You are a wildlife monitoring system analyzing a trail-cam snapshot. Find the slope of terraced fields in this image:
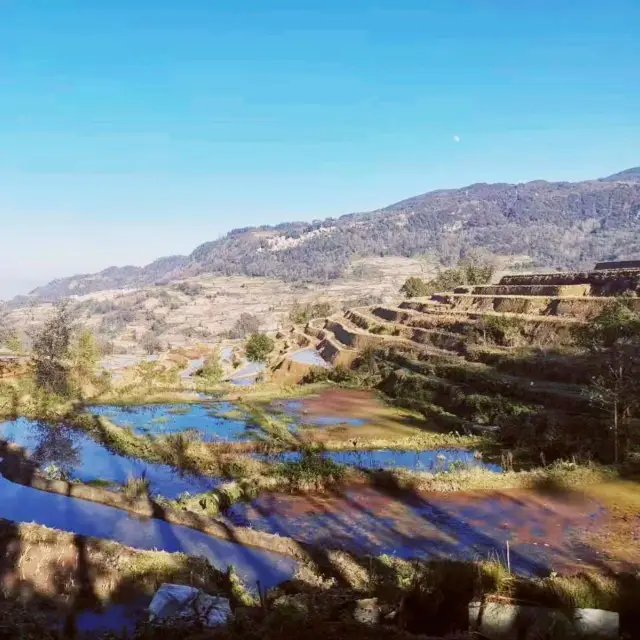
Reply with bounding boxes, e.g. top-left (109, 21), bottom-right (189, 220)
top-left (303, 266), bottom-right (640, 462)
